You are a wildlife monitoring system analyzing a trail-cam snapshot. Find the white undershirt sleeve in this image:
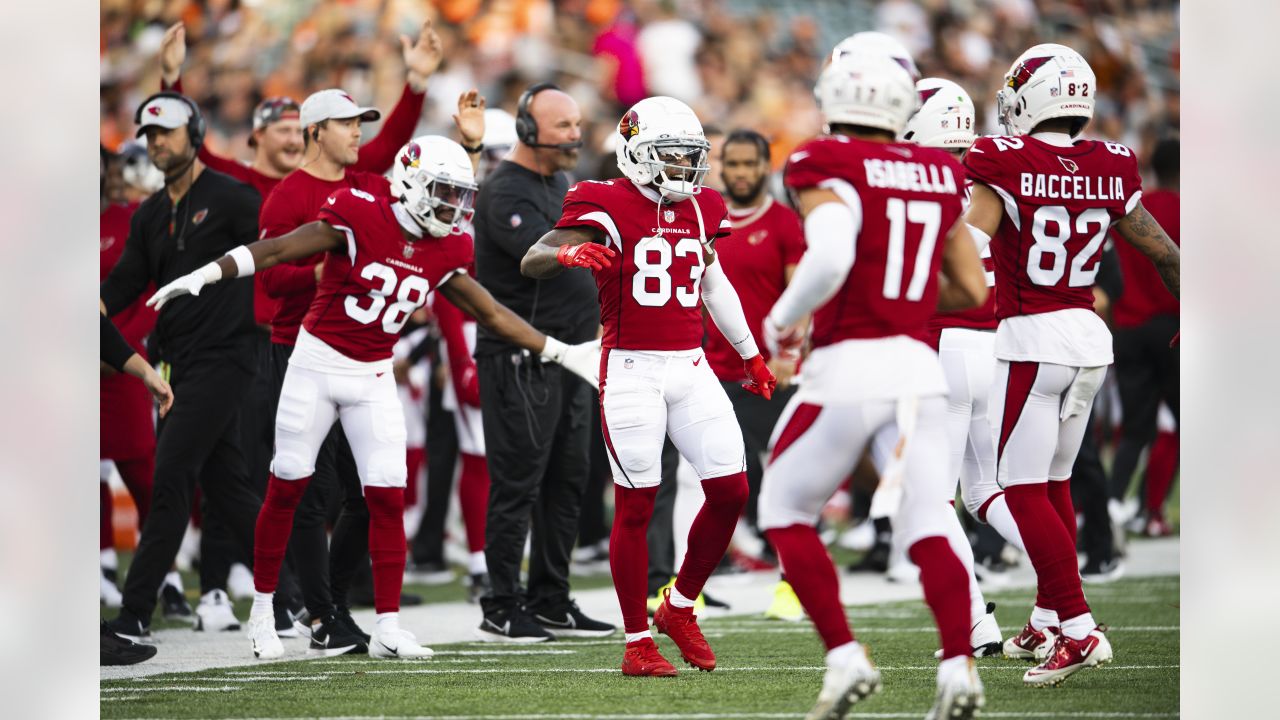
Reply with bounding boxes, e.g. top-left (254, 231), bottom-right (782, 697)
top-left (768, 198), bottom-right (859, 327)
top-left (700, 260), bottom-right (759, 359)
